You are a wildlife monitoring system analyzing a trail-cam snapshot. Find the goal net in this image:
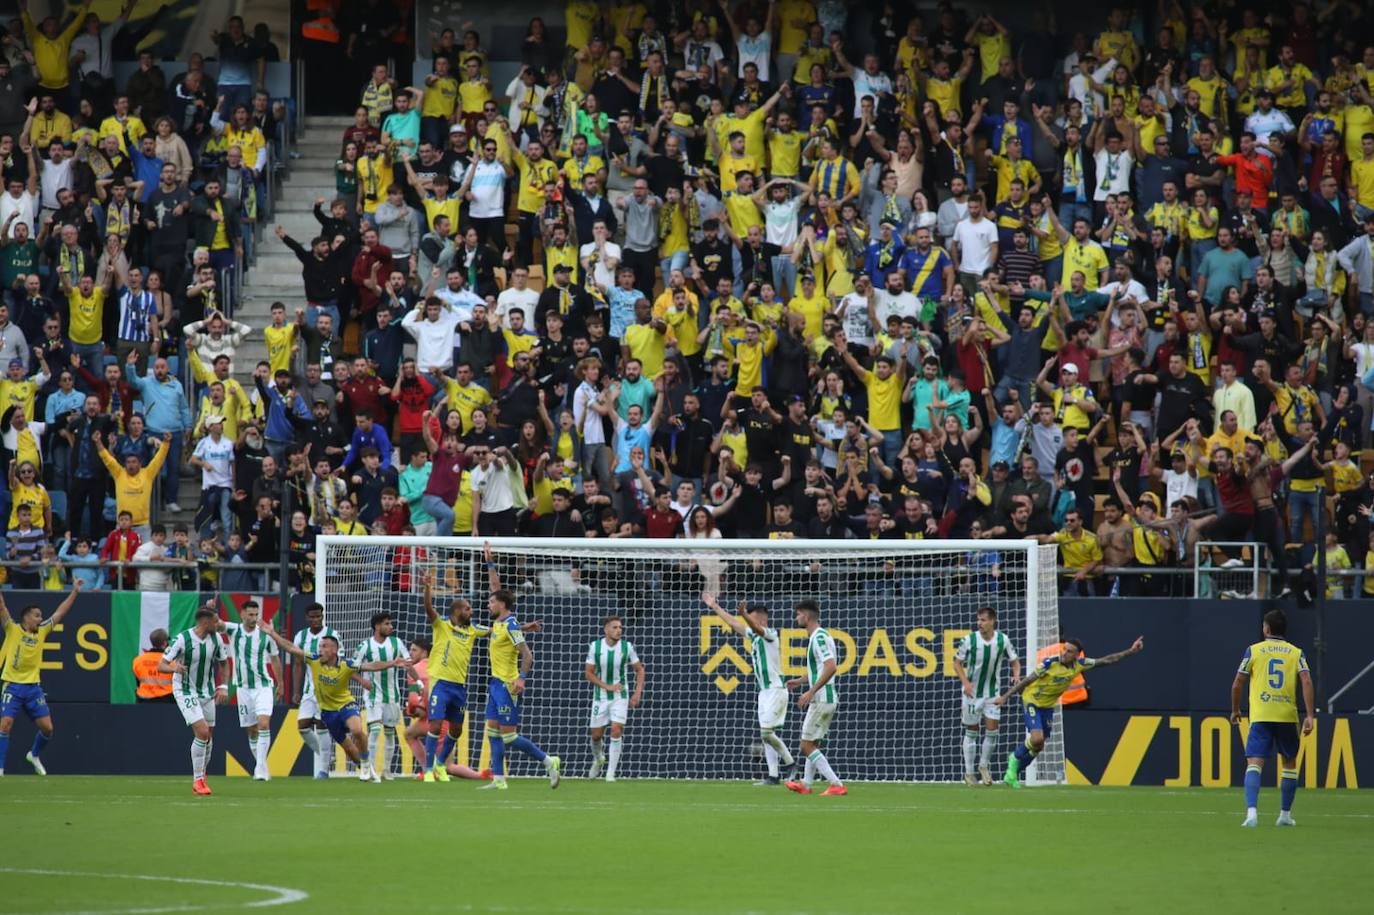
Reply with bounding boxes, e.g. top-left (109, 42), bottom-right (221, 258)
top-left (315, 537), bottom-right (1064, 784)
